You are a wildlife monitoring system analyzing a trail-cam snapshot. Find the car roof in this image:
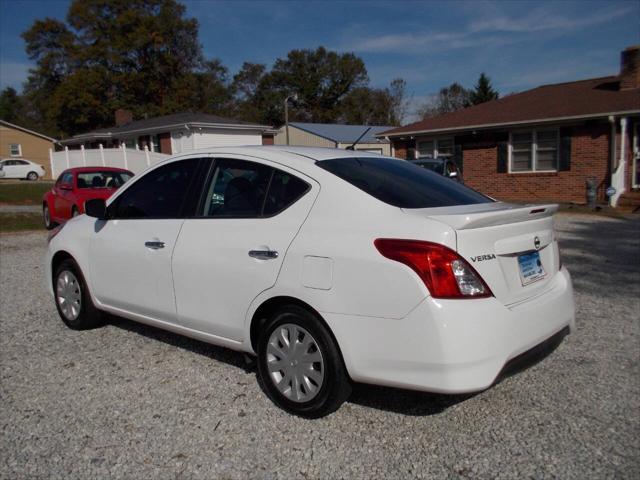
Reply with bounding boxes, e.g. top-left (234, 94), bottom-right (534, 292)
top-left (64, 167), bottom-right (133, 173)
top-left (172, 145), bottom-right (388, 166)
